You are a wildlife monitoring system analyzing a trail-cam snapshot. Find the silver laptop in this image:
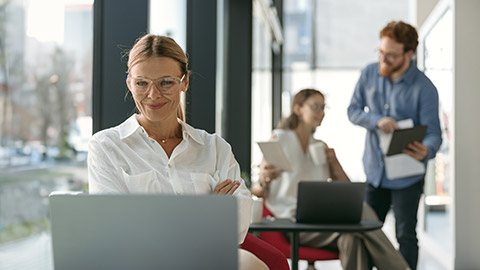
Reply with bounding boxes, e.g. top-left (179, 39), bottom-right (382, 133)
top-left (296, 181), bottom-right (365, 224)
top-left (49, 194), bottom-right (238, 270)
